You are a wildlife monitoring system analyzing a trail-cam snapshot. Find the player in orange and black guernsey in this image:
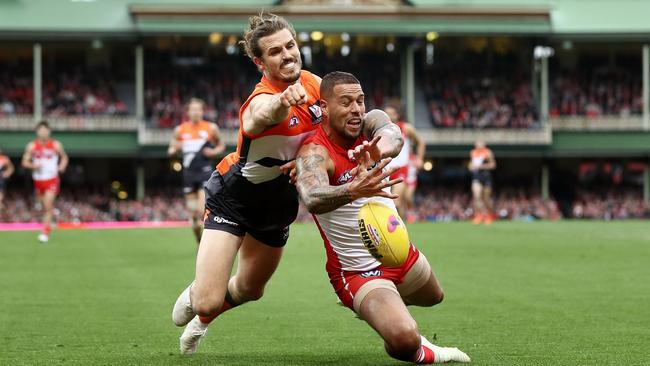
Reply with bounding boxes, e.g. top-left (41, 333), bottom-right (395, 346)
top-left (170, 12), bottom-right (323, 354)
top-left (469, 139), bottom-right (496, 225)
top-left (0, 147), bottom-right (16, 211)
top-left (168, 98), bottom-right (225, 243)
